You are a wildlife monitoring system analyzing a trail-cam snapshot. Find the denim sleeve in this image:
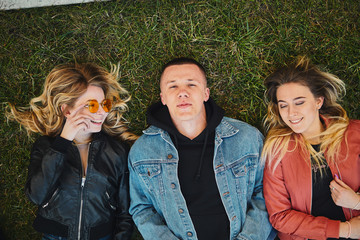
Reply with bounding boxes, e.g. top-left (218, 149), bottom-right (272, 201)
top-left (128, 155), bottom-right (179, 240)
top-left (235, 131), bottom-right (275, 240)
